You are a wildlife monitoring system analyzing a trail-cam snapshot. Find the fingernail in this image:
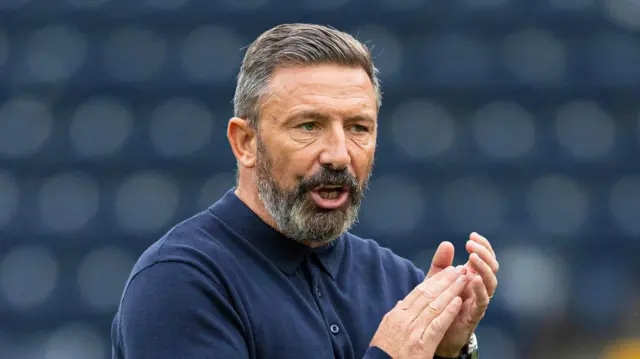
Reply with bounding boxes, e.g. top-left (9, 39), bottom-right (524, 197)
top-left (456, 265), bottom-right (464, 272)
top-left (457, 276), bottom-right (467, 283)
